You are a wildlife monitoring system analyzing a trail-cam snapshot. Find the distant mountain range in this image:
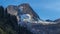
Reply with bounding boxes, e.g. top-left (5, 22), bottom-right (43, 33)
top-left (0, 3), bottom-right (60, 34)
